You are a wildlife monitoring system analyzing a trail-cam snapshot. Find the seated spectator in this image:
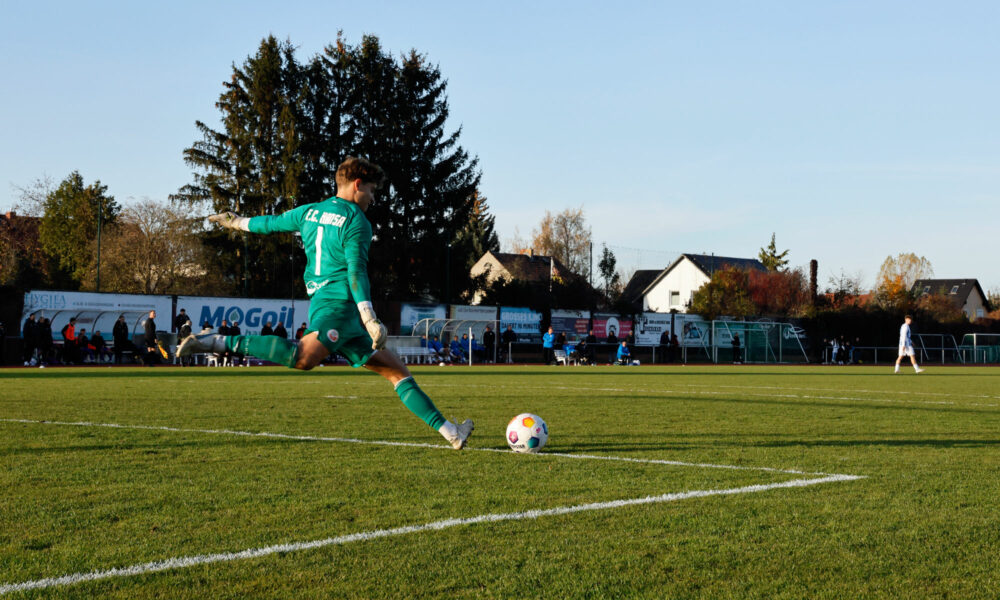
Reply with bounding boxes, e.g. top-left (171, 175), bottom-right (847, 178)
top-left (427, 335), bottom-right (448, 362)
top-left (77, 328), bottom-right (96, 363)
top-left (91, 330), bottom-right (112, 363)
top-left (616, 340), bottom-right (631, 365)
top-left (449, 335), bottom-right (466, 363)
